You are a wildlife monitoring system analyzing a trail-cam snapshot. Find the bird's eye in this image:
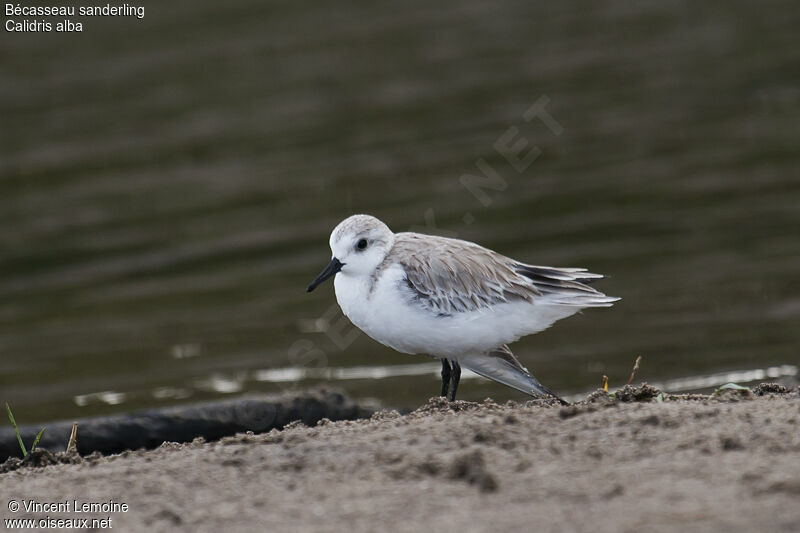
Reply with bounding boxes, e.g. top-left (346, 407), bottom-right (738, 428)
top-left (356, 239), bottom-right (368, 250)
